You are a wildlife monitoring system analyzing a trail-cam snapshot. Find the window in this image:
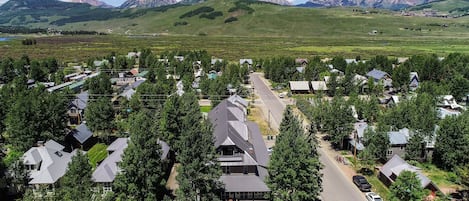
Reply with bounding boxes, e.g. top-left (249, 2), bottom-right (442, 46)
top-left (103, 182), bottom-right (112, 193)
top-left (387, 150), bottom-right (393, 155)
